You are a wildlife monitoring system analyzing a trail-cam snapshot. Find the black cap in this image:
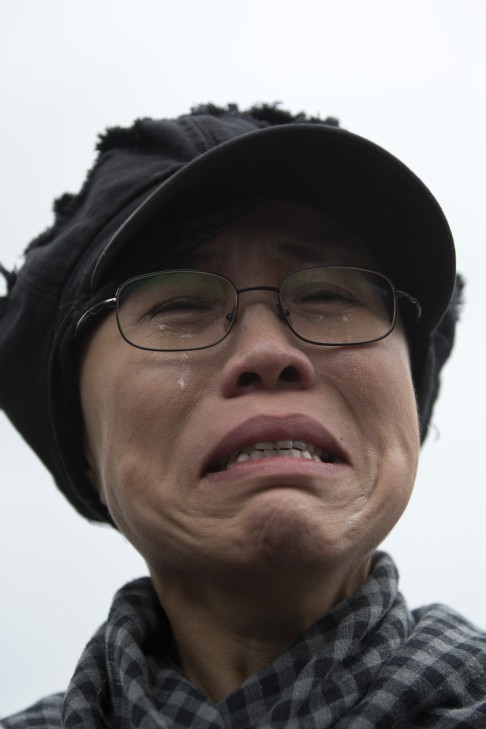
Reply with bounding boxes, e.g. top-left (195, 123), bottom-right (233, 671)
top-left (0, 104), bottom-right (460, 523)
